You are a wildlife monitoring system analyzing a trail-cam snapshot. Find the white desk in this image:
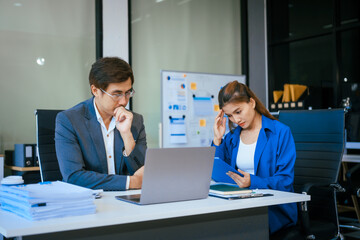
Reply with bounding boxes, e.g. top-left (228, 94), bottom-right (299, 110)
top-left (342, 154), bottom-right (360, 163)
top-left (0, 189), bottom-right (310, 240)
